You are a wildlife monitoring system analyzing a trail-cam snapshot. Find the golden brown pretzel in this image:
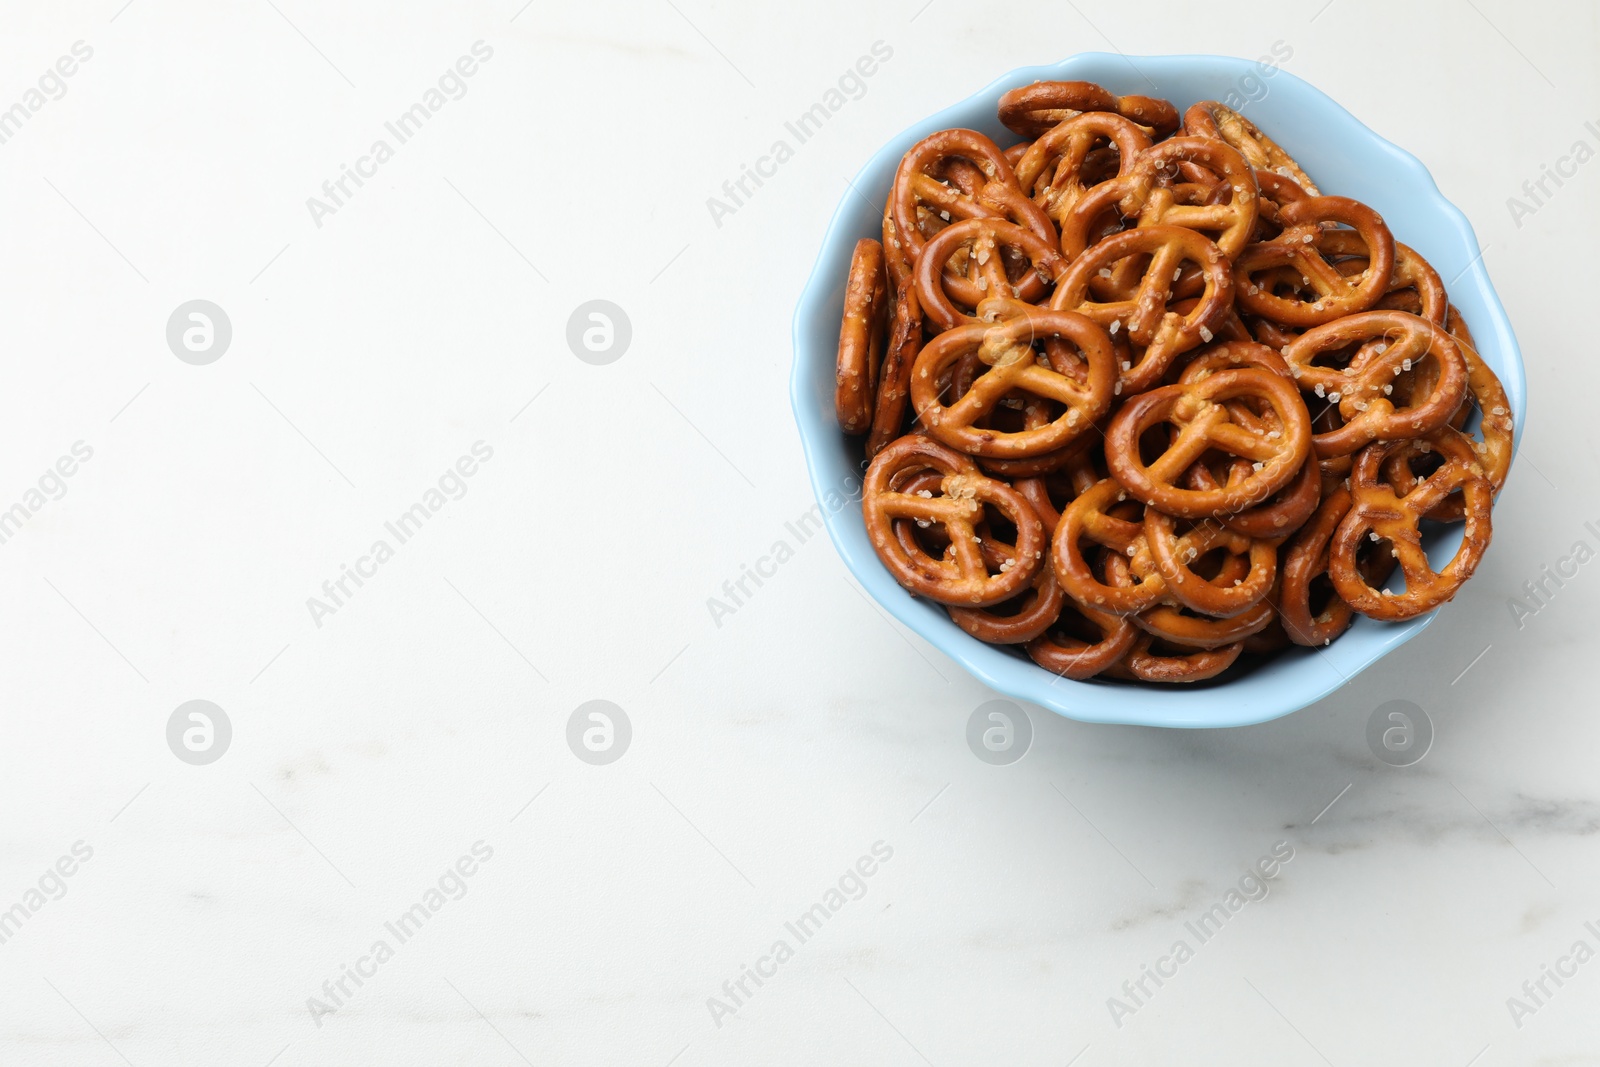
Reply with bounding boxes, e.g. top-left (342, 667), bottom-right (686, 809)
top-left (888, 469), bottom-right (1053, 582)
top-left (1108, 634), bottom-right (1244, 683)
top-left (1279, 487), bottom-right (1367, 646)
top-left (947, 511), bottom-right (1066, 646)
top-left (1170, 339), bottom-right (1322, 536)
top-left (999, 80), bottom-right (1180, 139)
top-left (1060, 136), bottom-right (1261, 265)
top-left (1281, 310), bottom-right (1467, 458)
top-left (876, 444), bottom-right (1049, 598)
top-left (1103, 366), bottom-right (1312, 519)
top-left (1378, 340), bottom-right (1512, 524)
top-left (1135, 597), bottom-right (1275, 649)
top-left (1183, 100), bottom-right (1319, 195)
top-left (1338, 237), bottom-right (1448, 325)
top-left (863, 435), bottom-right (1045, 606)
top-left (881, 193), bottom-right (914, 293)
top-left (896, 475), bottom-right (1063, 641)
top-left (1138, 509), bottom-right (1277, 620)
top-left (913, 218), bottom-right (1067, 330)
top-left (1053, 478), bottom-right (1278, 641)
top-left (1051, 478), bottom-right (1168, 616)
top-left (1428, 305), bottom-right (1514, 517)
top-left (1327, 428), bottom-right (1493, 621)
top-left (1323, 233), bottom-right (1453, 395)
top-left (1012, 112), bottom-right (1153, 227)
top-left (1186, 454), bottom-right (1321, 538)
top-left (836, 238), bottom-right (888, 434)
top-left (869, 191), bottom-right (926, 457)
top-left (1234, 196), bottom-right (1396, 328)
top-left (891, 128), bottom-right (1055, 266)
top-left (1251, 170), bottom-right (1311, 239)
top-left (1026, 597), bottom-right (1139, 679)
top-left (911, 306), bottom-right (1115, 458)
top-left (865, 284), bottom-right (923, 458)
top-left (1049, 225), bottom-right (1235, 392)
